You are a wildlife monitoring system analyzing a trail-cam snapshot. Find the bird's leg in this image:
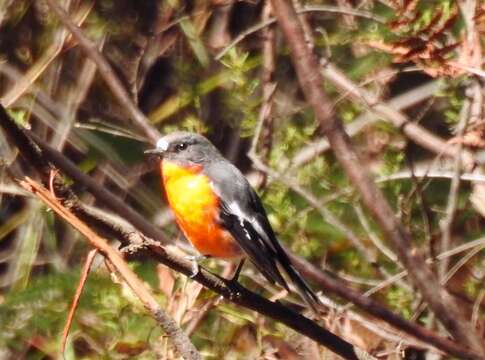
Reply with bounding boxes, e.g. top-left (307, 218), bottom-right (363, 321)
top-left (230, 259), bottom-right (246, 283)
top-left (185, 254), bottom-right (209, 278)
top-left (223, 259), bottom-right (246, 301)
